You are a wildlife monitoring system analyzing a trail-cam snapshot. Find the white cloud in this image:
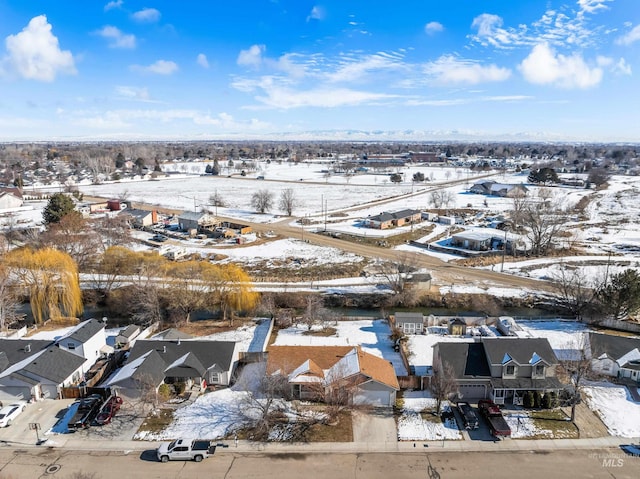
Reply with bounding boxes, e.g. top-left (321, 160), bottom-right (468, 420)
top-left (115, 86), bottom-right (151, 101)
top-left (597, 56), bottom-right (632, 76)
top-left (616, 24), bottom-right (640, 46)
top-left (3, 15), bottom-right (76, 82)
top-left (131, 60), bottom-right (178, 75)
top-left (95, 25), bottom-right (136, 49)
top-left (132, 8), bottom-right (161, 23)
top-left (104, 0), bottom-right (123, 11)
top-left (307, 6), bottom-right (325, 22)
top-left (577, 0), bottom-right (611, 15)
top-left (424, 55), bottom-right (511, 85)
top-left (424, 21), bottom-right (444, 35)
top-left (519, 43), bottom-right (602, 88)
top-left (326, 52), bottom-right (406, 83)
top-left (197, 53), bottom-right (209, 68)
top-left (237, 44), bottom-right (265, 68)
